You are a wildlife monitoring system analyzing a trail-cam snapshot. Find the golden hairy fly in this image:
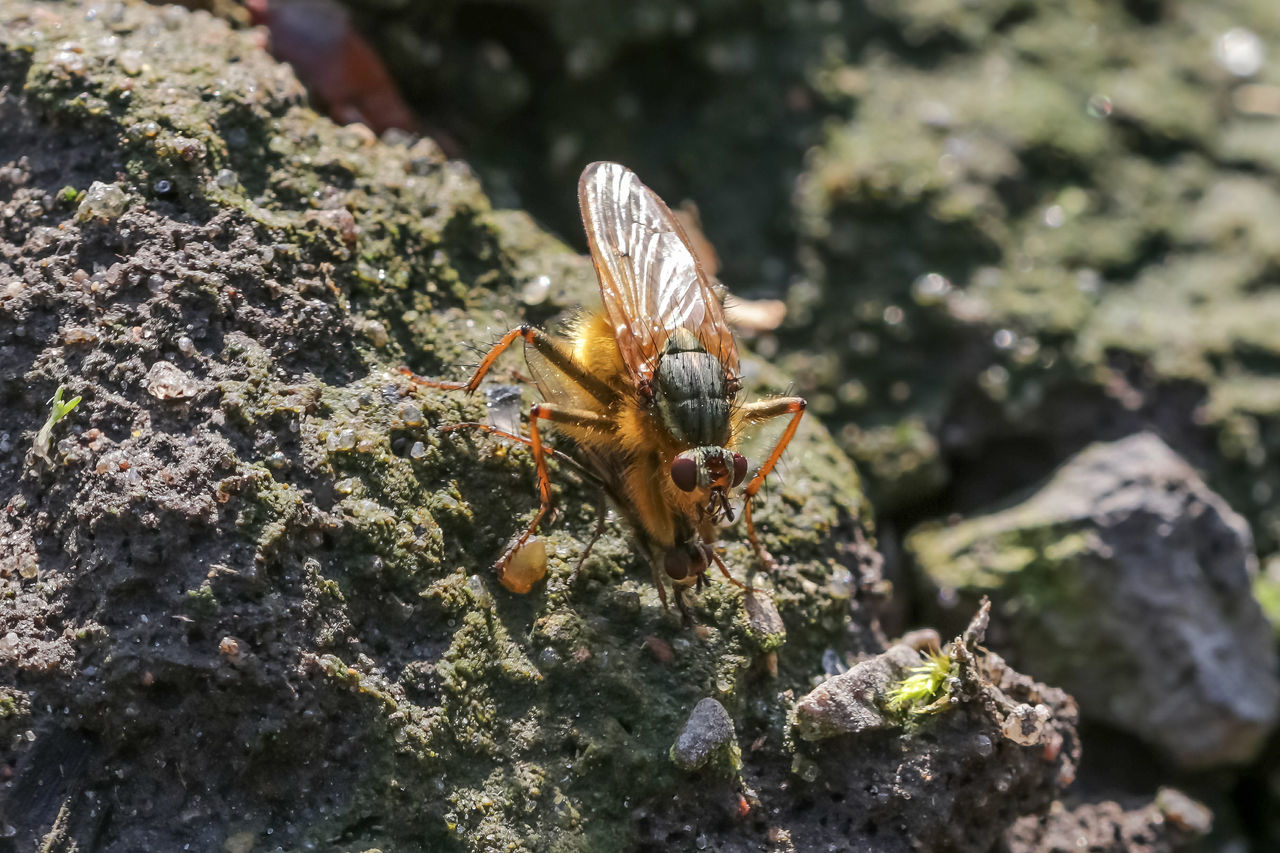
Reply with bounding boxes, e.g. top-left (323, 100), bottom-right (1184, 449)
top-left (419, 162), bottom-right (806, 614)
